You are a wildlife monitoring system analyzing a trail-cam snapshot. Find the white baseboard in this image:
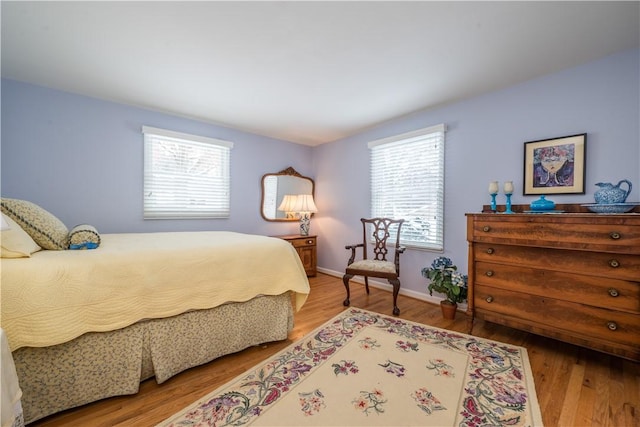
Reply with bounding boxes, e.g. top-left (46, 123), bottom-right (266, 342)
top-left (316, 267), bottom-right (468, 311)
